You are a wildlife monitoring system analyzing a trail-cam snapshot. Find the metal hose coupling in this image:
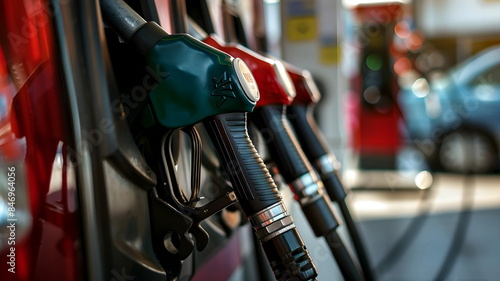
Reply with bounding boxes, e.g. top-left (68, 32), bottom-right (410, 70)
top-left (313, 154), bottom-right (347, 203)
top-left (249, 202), bottom-right (317, 280)
top-left (249, 202), bottom-right (295, 242)
top-left (314, 154), bottom-right (338, 177)
top-left (289, 171), bottom-right (340, 237)
top-left (289, 171), bottom-right (324, 205)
